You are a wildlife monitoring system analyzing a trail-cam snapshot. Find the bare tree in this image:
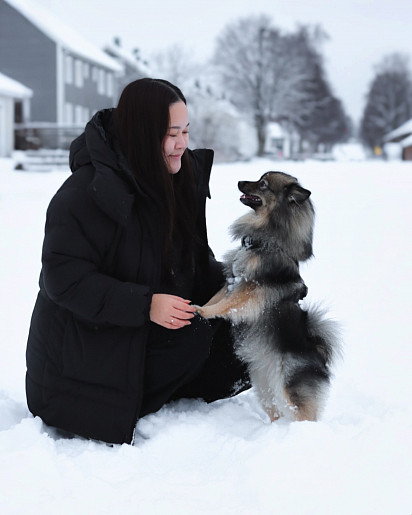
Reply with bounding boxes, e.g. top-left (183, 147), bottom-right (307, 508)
top-left (213, 15), bottom-right (279, 155)
top-left (149, 45), bottom-right (200, 91)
